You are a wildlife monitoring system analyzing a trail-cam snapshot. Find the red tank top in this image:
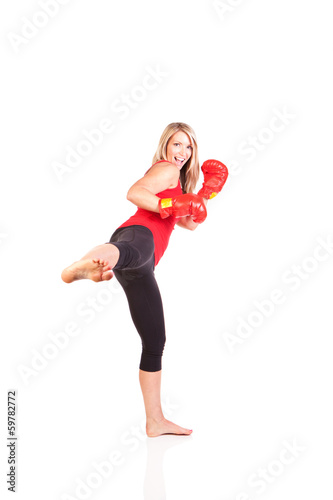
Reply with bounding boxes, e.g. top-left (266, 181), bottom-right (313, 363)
top-left (117, 161), bottom-right (183, 266)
